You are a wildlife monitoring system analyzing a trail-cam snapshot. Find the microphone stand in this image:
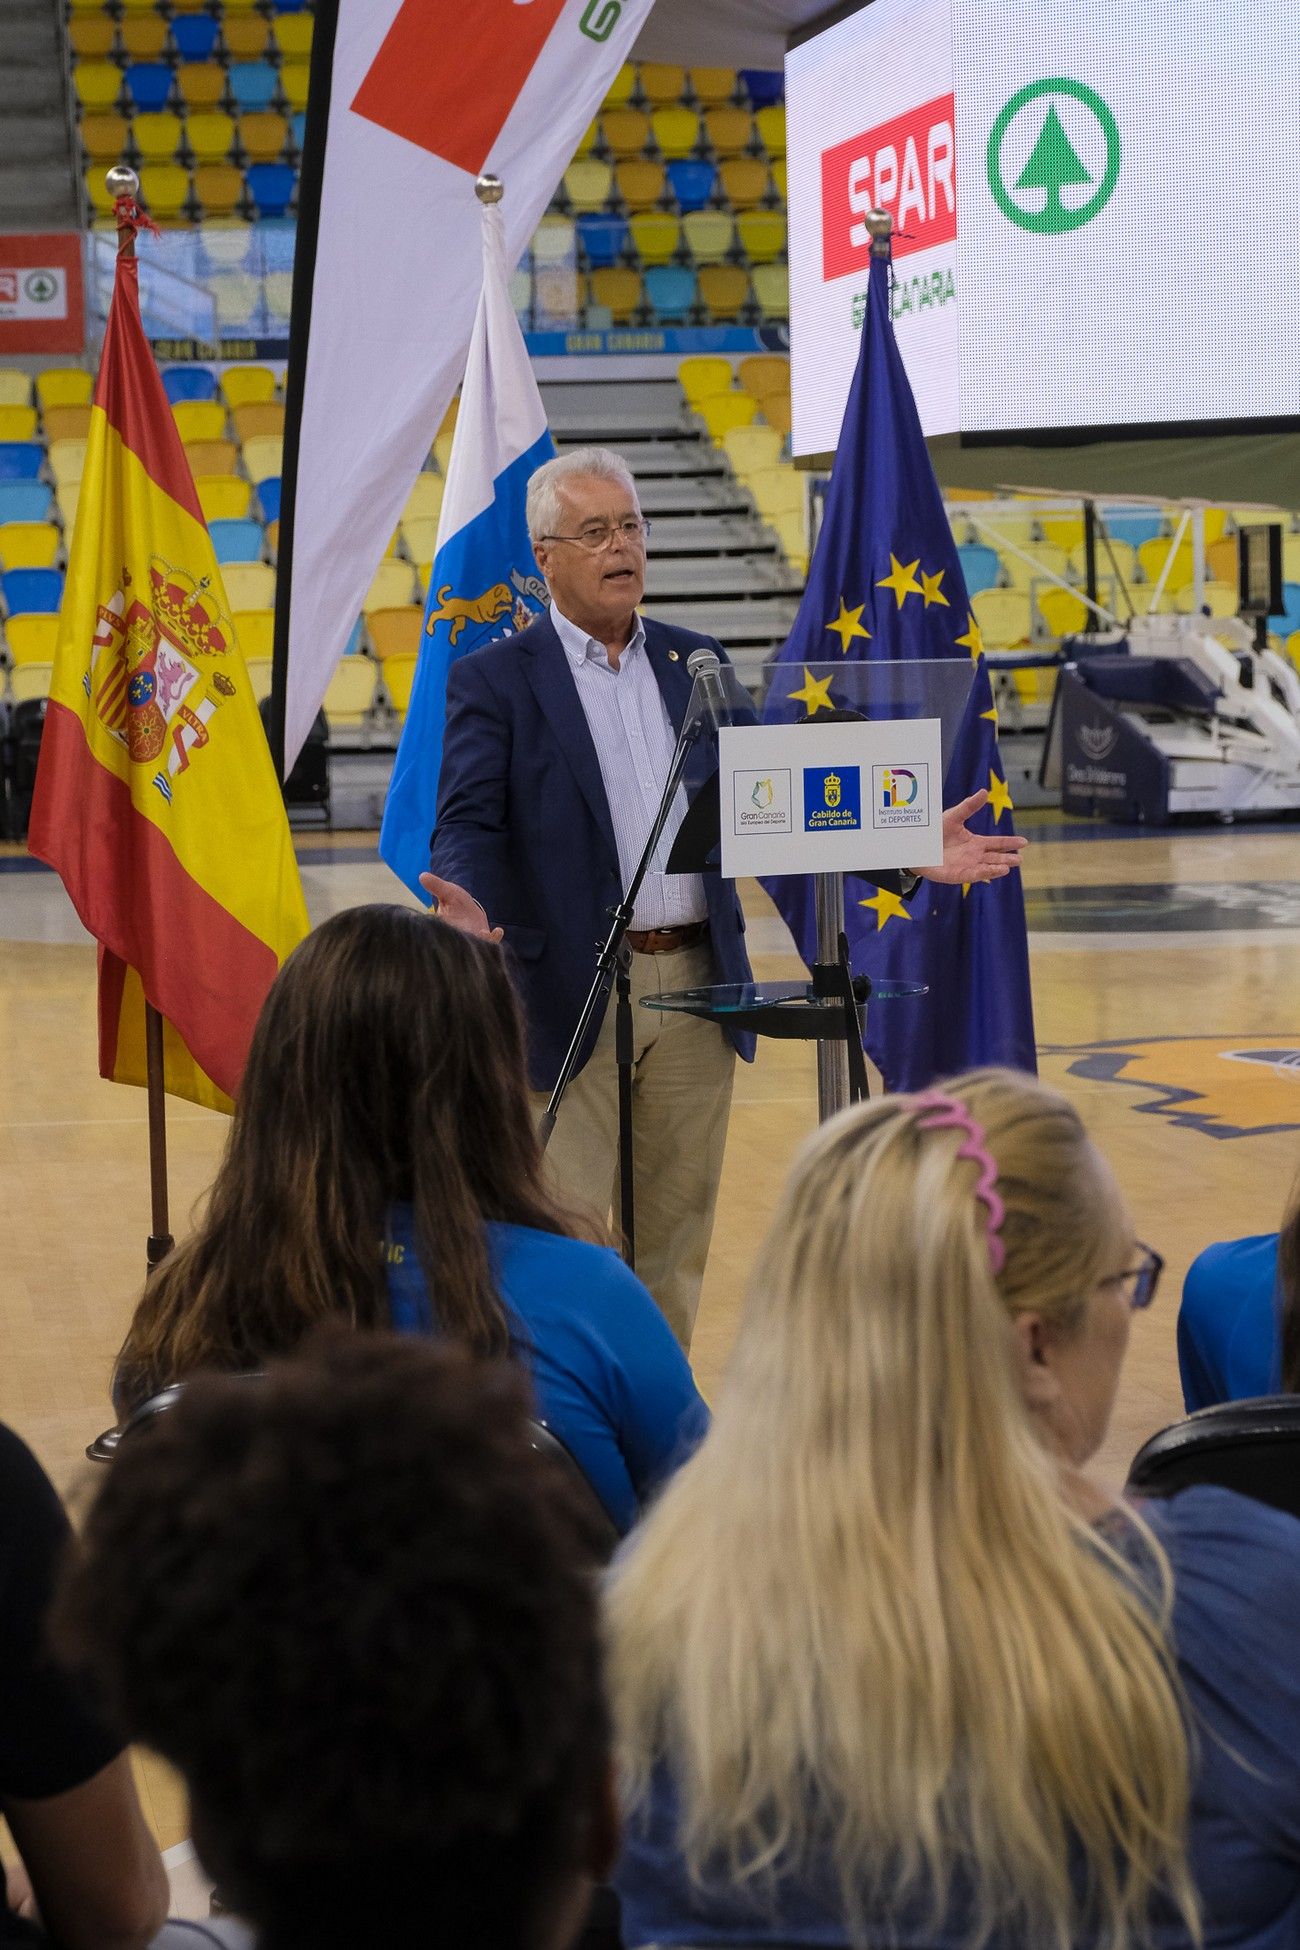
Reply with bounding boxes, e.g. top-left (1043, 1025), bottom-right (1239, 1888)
top-left (538, 709), bottom-right (709, 1272)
